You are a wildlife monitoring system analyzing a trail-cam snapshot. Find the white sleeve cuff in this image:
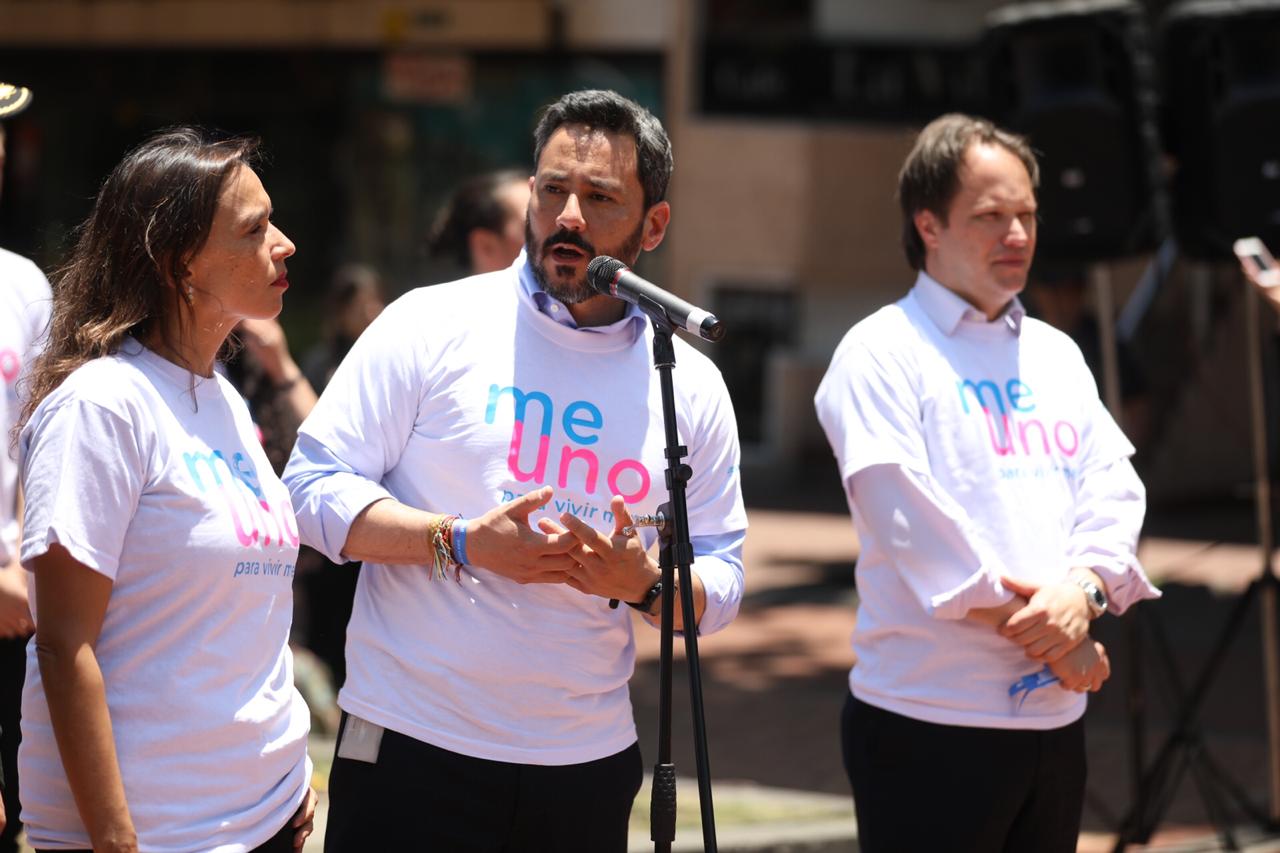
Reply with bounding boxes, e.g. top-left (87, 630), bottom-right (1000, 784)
top-left (1084, 558), bottom-right (1161, 615)
top-left (289, 471), bottom-right (393, 564)
top-left (688, 555), bottom-right (743, 636)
